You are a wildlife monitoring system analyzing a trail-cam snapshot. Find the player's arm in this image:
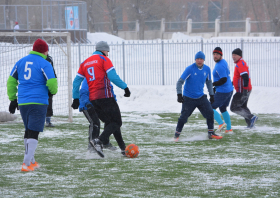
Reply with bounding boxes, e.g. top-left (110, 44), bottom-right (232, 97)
top-left (206, 71), bottom-right (214, 103)
top-left (107, 68), bottom-right (130, 97)
top-left (7, 65), bottom-right (19, 114)
top-left (213, 64), bottom-right (228, 86)
top-left (176, 67), bottom-right (190, 103)
top-left (241, 73), bottom-right (249, 89)
top-left (42, 62), bottom-right (58, 95)
top-left (79, 79), bottom-right (91, 111)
